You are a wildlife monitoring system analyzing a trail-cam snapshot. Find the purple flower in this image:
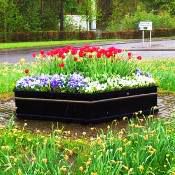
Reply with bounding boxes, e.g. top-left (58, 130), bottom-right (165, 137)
top-left (135, 68), bottom-right (143, 76)
top-left (67, 73), bottom-right (87, 90)
top-left (37, 75), bottom-right (50, 86)
top-left (50, 75), bottom-right (65, 89)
